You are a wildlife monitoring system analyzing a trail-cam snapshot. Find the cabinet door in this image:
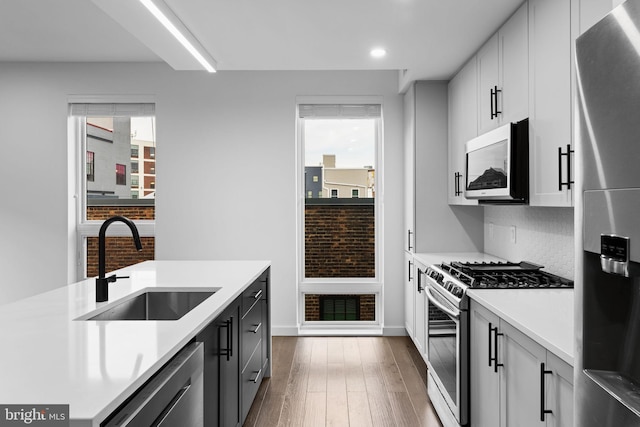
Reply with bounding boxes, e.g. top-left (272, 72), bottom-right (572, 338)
top-left (448, 57), bottom-right (478, 206)
top-left (197, 297), bottom-right (241, 427)
top-left (220, 300), bottom-right (241, 427)
top-left (404, 253), bottom-right (415, 337)
top-left (414, 262), bottom-right (427, 356)
top-left (403, 84), bottom-right (416, 251)
top-left (470, 302), bottom-right (501, 427)
top-left (500, 321), bottom-right (547, 427)
top-left (545, 352), bottom-right (574, 427)
top-left (477, 34), bottom-right (500, 135)
top-left (499, 3), bottom-right (529, 125)
top-left (528, 0), bottom-right (573, 206)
